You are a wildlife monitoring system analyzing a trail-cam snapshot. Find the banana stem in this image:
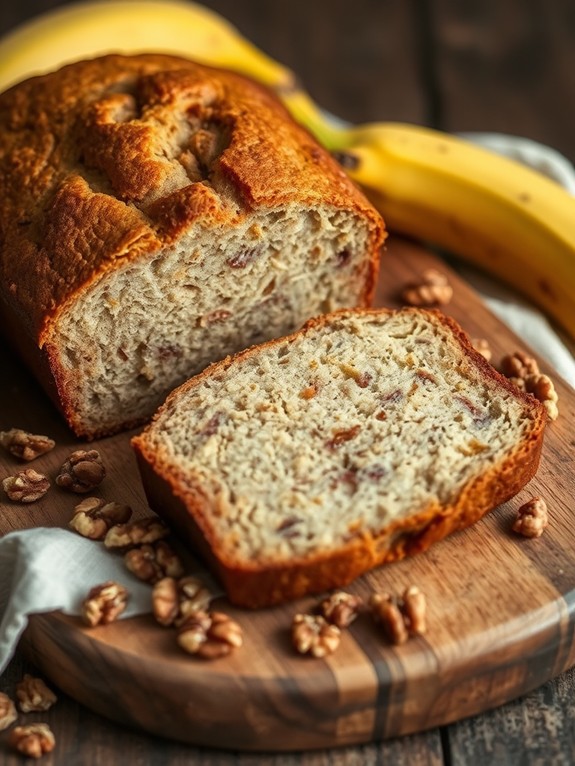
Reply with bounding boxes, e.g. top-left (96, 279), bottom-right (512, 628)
top-left (278, 88), bottom-right (347, 150)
